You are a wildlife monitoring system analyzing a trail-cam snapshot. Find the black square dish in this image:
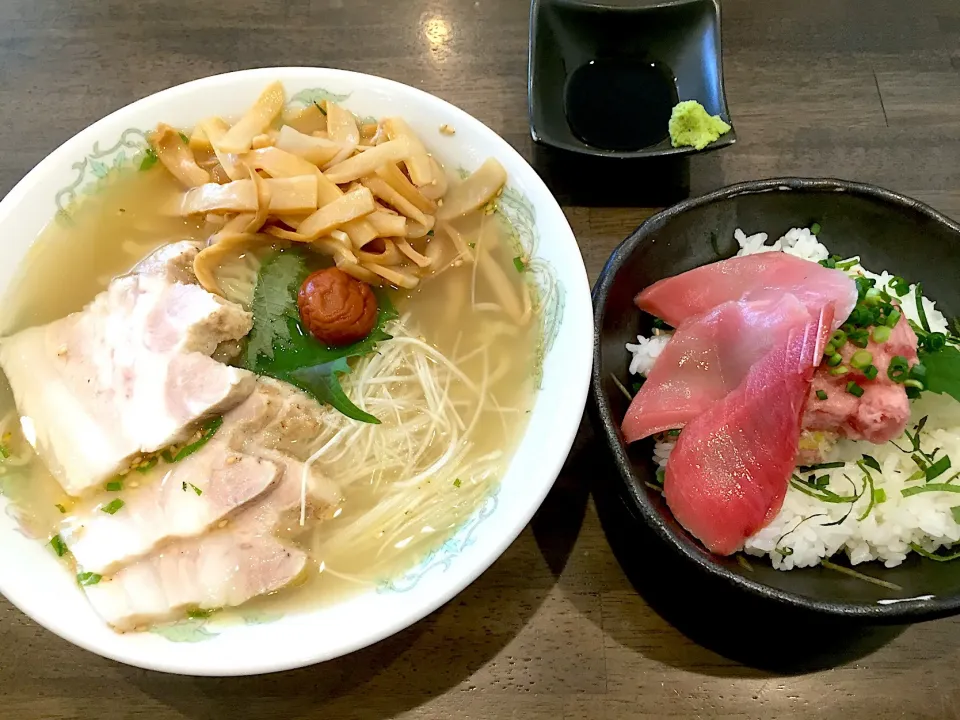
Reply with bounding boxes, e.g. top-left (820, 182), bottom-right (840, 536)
top-left (528, 0), bottom-right (736, 158)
